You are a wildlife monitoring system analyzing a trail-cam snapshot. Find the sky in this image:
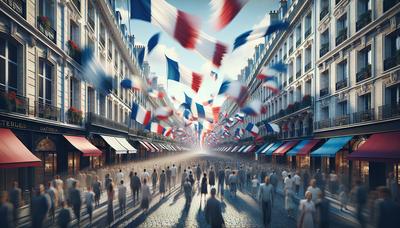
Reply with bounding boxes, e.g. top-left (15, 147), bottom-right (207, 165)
top-left (115, 0), bottom-right (279, 105)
